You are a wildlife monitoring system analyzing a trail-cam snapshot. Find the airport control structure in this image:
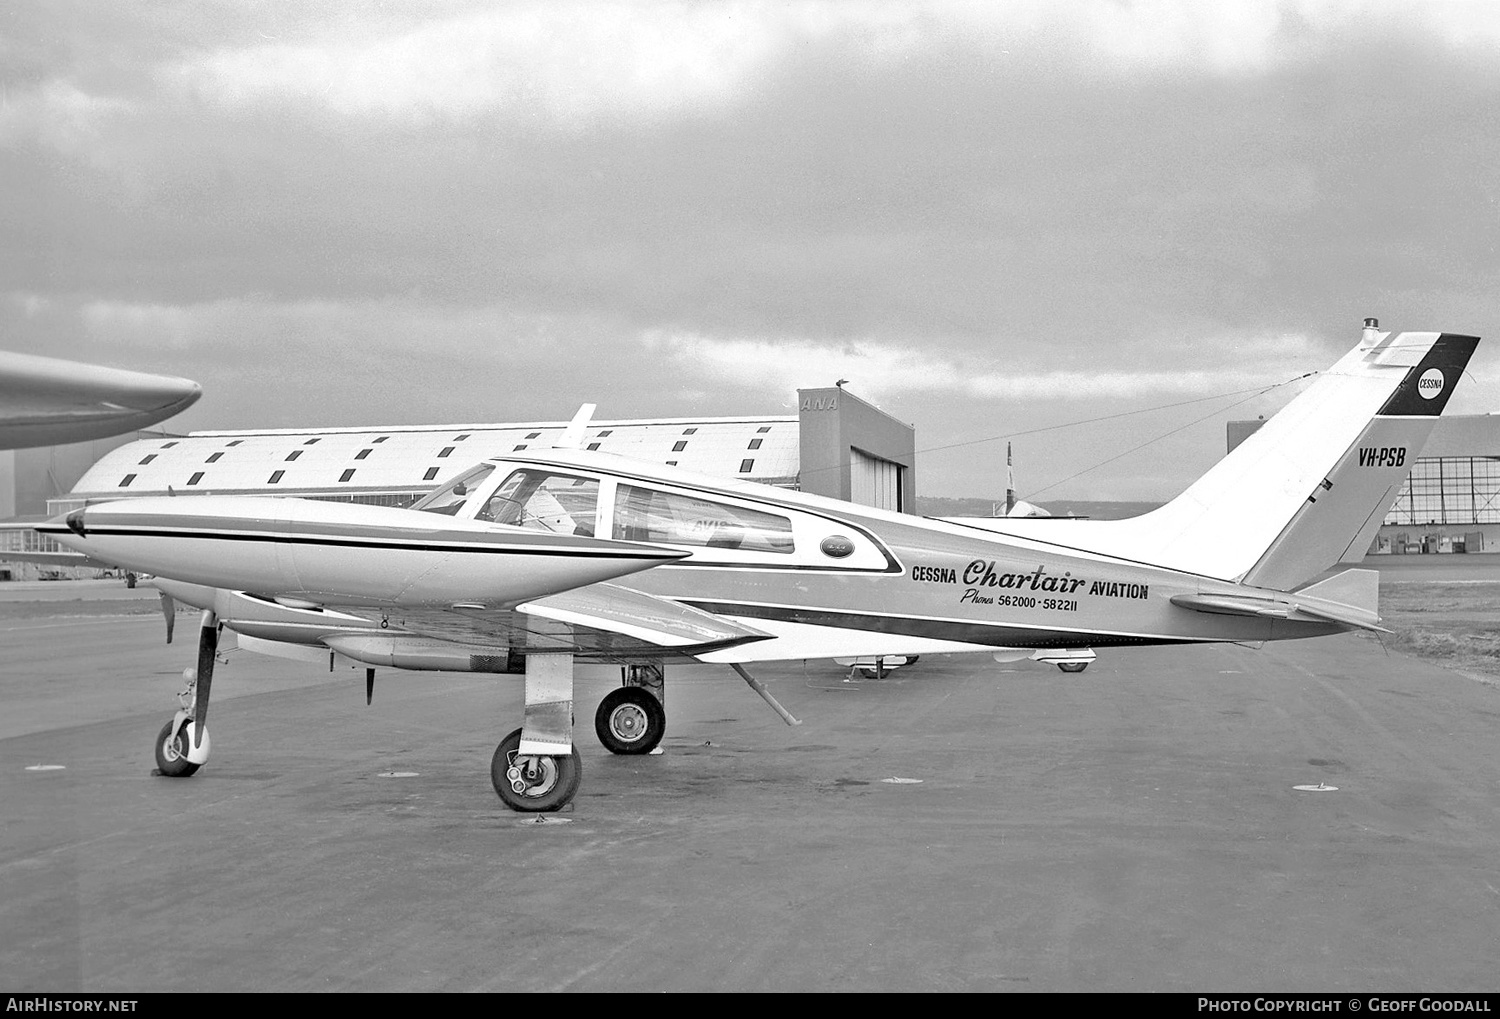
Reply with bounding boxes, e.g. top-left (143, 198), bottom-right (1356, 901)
top-left (0, 386), bottom-right (915, 579)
